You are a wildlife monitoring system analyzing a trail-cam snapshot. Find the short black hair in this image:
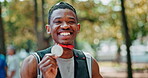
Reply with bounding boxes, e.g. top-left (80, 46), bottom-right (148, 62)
top-left (48, 2), bottom-right (77, 24)
top-left (7, 45), bottom-right (16, 54)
